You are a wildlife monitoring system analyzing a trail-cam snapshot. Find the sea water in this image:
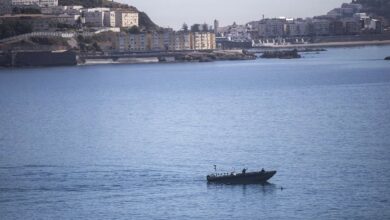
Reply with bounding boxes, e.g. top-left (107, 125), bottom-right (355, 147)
top-left (1, 46), bottom-right (390, 219)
